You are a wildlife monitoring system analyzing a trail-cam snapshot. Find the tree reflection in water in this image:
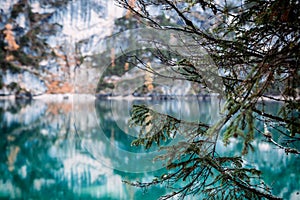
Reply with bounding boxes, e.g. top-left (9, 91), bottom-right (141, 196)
top-left (0, 98), bottom-right (299, 199)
